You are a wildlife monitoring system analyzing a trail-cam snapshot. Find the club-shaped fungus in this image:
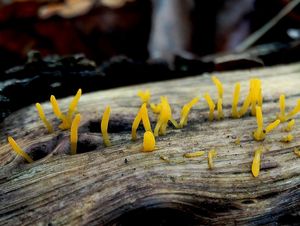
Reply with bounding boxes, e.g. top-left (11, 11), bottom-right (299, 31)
top-left (67, 88), bottom-right (82, 120)
top-left (253, 106), bottom-right (280, 141)
top-left (204, 93), bottom-right (215, 121)
top-left (184, 150), bottom-right (205, 158)
top-left (137, 90), bottom-right (151, 105)
top-left (281, 134), bottom-right (294, 143)
top-left (70, 114), bottom-right (81, 155)
top-left (284, 119), bottom-right (295, 132)
top-left (7, 136), bottom-right (33, 163)
top-left (277, 94), bottom-right (286, 122)
top-left (35, 103), bottom-right (53, 133)
top-left (154, 97), bottom-right (178, 136)
top-left (143, 131), bottom-right (156, 152)
top-left (208, 149), bottom-right (216, 169)
top-left (252, 147), bottom-right (263, 177)
top-left (179, 97), bottom-right (199, 128)
top-left (231, 83), bottom-right (240, 118)
top-left (285, 100), bottom-right (300, 121)
top-left (212, 76), bottom-right (224, 120)
top-left (101, 106), bottom-right (111, 146)
top-left (132, 103), bottom-right (152, 140)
